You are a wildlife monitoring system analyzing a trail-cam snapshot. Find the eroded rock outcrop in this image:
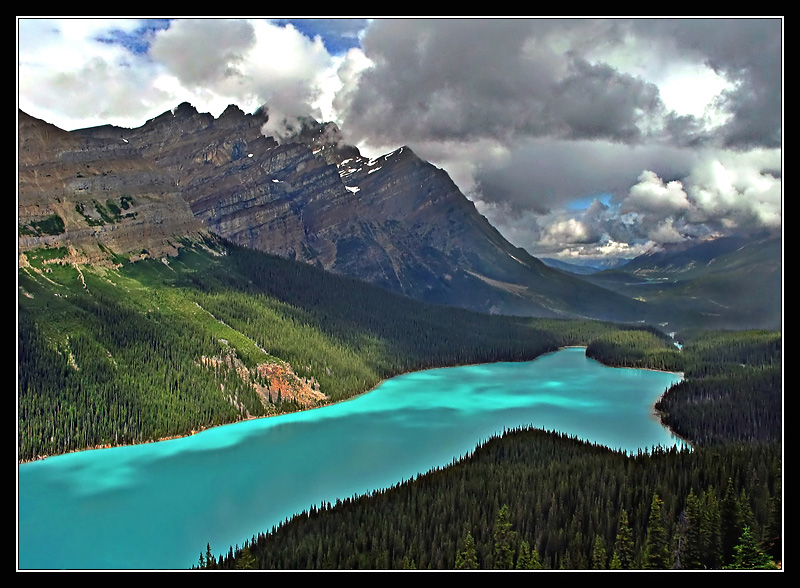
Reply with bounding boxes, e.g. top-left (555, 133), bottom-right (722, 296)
top-left (200, 351), bottom-right (327, 412)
